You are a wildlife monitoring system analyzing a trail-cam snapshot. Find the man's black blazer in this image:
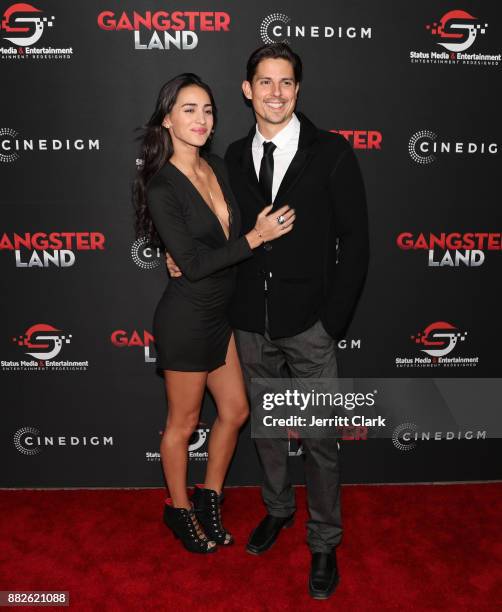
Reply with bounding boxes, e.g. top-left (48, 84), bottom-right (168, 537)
top-left (224, 112), bottom-right (369, 341)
